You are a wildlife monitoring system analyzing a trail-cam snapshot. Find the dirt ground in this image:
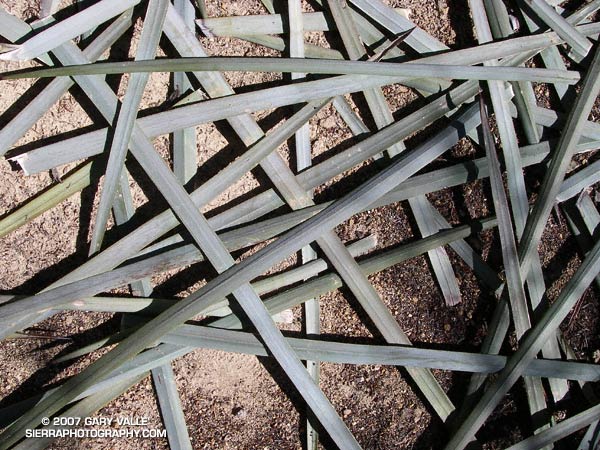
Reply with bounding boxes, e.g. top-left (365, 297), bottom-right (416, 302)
top-left (0, 0), bottom-right (599, 449)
